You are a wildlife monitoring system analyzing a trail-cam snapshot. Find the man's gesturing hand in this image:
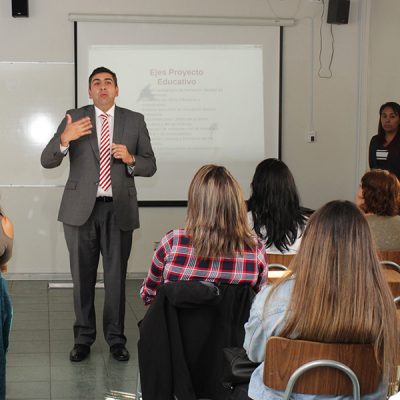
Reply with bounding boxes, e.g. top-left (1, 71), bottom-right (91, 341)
top-left (60, 114), bottom-right (92, 147)
top-left (112, 143), bottom-right (135, 165)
